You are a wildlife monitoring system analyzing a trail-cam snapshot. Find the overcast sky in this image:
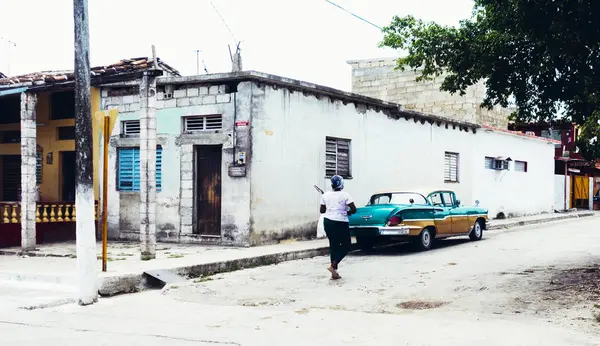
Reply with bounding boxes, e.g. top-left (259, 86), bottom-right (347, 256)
top-left (0, 0), bottom-right (474, 91)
